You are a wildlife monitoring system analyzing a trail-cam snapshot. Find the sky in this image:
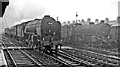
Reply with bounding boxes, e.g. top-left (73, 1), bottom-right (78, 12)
top-left (118, 1), bottom-right (120, 16)
top-left (0, 0), bottom-right (119, 30)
